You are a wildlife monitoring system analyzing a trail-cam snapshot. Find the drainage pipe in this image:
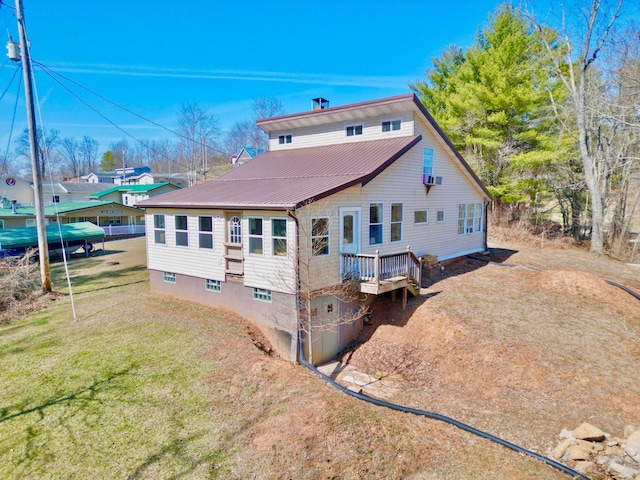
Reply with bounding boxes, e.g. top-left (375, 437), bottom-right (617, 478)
top-left (298, 341), bottom-right (590, 480)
